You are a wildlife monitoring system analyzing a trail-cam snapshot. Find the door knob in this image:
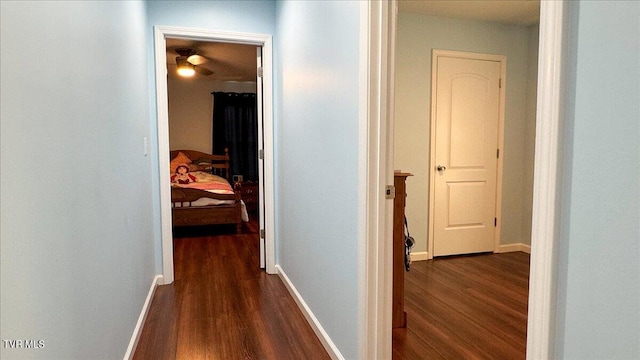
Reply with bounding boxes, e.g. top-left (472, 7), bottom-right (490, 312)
top-left (436, 165), bottom-right (446, 172)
